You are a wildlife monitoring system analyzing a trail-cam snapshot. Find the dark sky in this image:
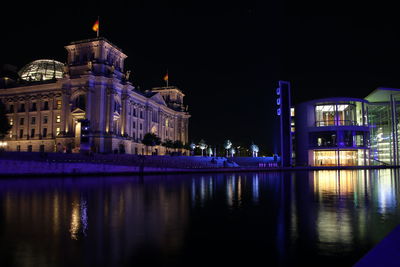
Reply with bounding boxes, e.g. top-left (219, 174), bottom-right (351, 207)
top-left (1, 1), bottom-right (400, 154)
